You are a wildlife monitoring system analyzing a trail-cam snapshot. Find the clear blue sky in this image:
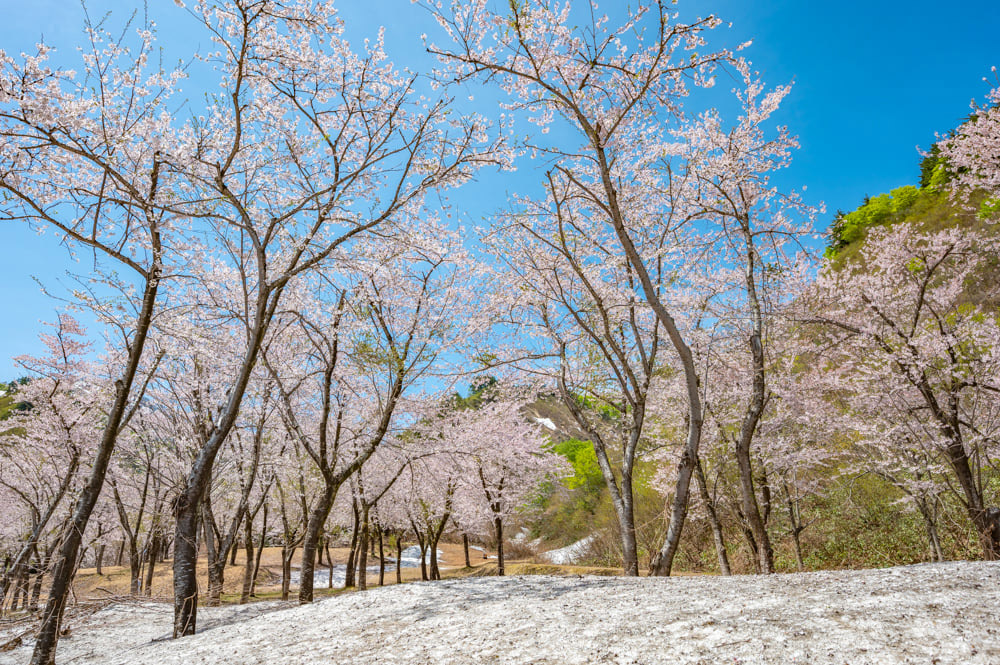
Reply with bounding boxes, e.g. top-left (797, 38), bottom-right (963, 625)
top-left (1, 0), bottom-right (998, 377)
